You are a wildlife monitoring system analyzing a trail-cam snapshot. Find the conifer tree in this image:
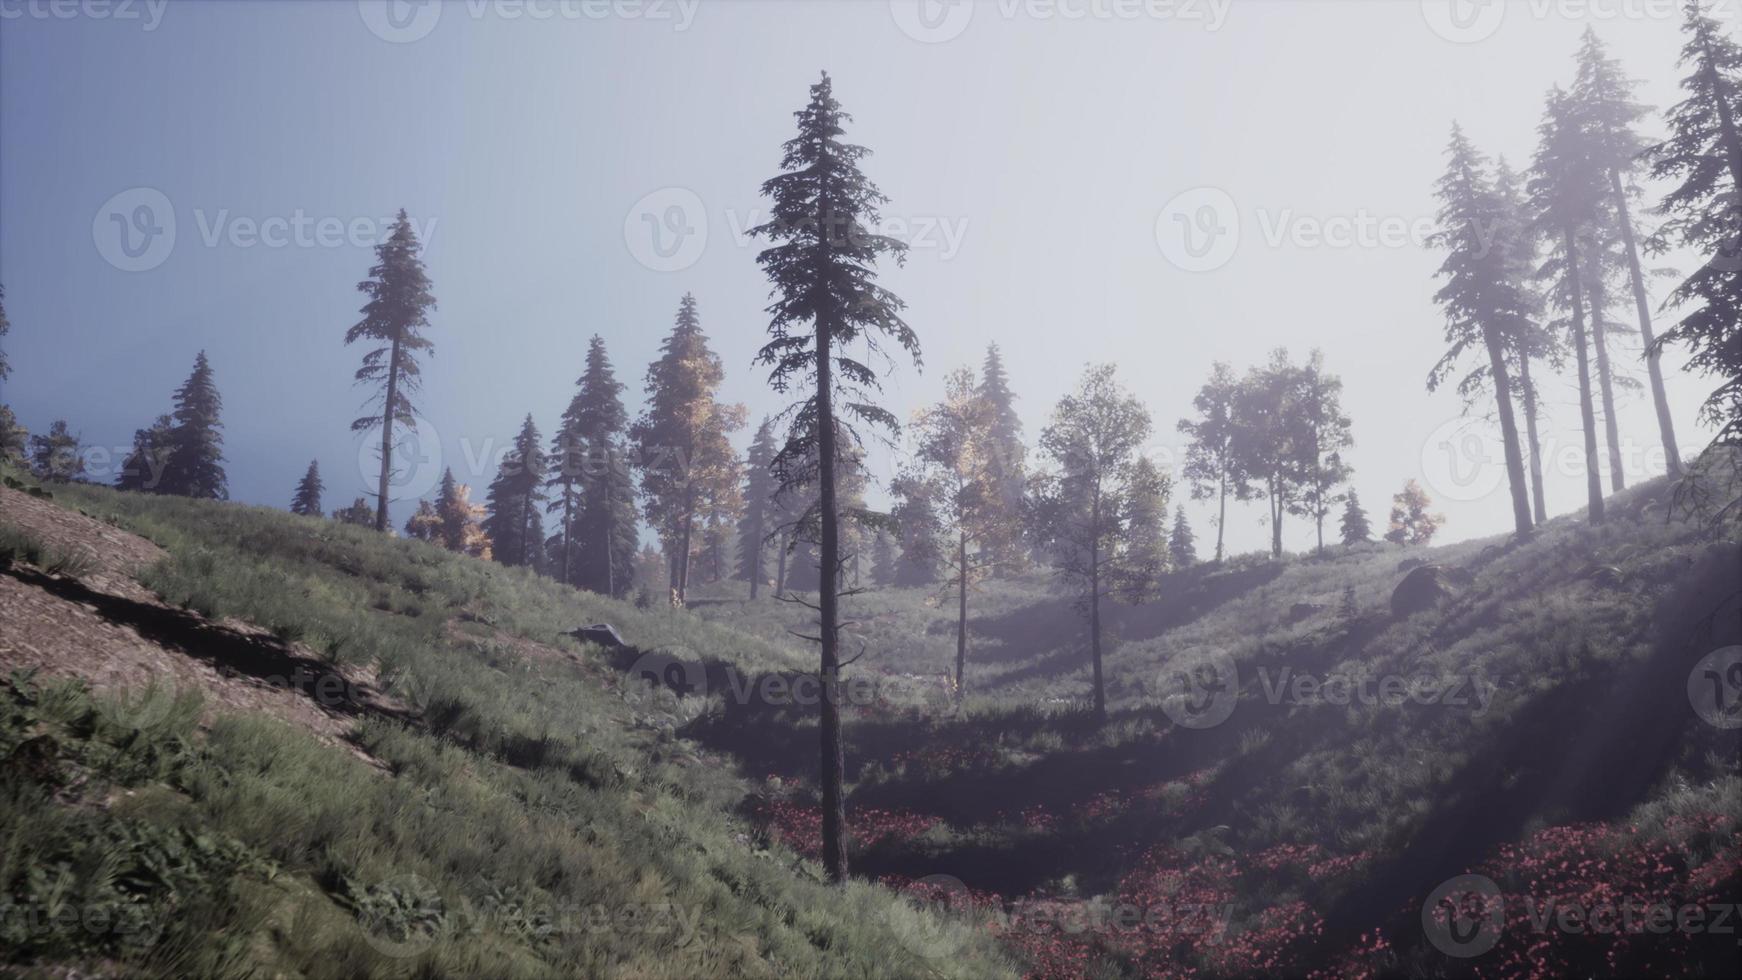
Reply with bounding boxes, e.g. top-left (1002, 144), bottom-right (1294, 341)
top-left (870, 530), bottom-right (898, 586)
top-left (1386, 479), bottom-right (1445, 546)
top-left (736, 418), bottom-right (781, 598)
top-left (29, 420), bottom-right (83, 483)
top-left (553, 336), bottom-right (638, 596)
top-left (1118, 455), bottom-right (1172, 601)
top-left (1496, 159), bottom-right (1557, 523)
top-left (750, 72), bottom-right (920, 881)
top-left (889, 472), bottom-right (943, 586)
top-left (116, 415), bottom-right (173, 493)
top-left (347, 210), bottom-right (436, 532)
top-left (1428, 125), bottom-right (1535, 539)
top-left (1531, 87), bottom-right (1608, 523)
top-left (632, 294), bottom-right (745, 605)
top-left (1340, 490), bottom-right (1373, 545)
top-left (978, 342), bottom-right (1028, 573)
top-left (1575, 28), bottom-right (1682, 478)
top-left (1178, 362), bottom-right (1250, 563)
top-left (485, 415), bottom-right (549, 570)
top-left (290, 460), bottom-right (324, 516)
top-left (1032, 364), bottom-right (1152, 722)
top-left (1645, 1), bottom-right (1742, 475)
top-left (1168, 506), bottom-right (1196, 569)
top-left (162, 351), bottom-right (227, 499)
